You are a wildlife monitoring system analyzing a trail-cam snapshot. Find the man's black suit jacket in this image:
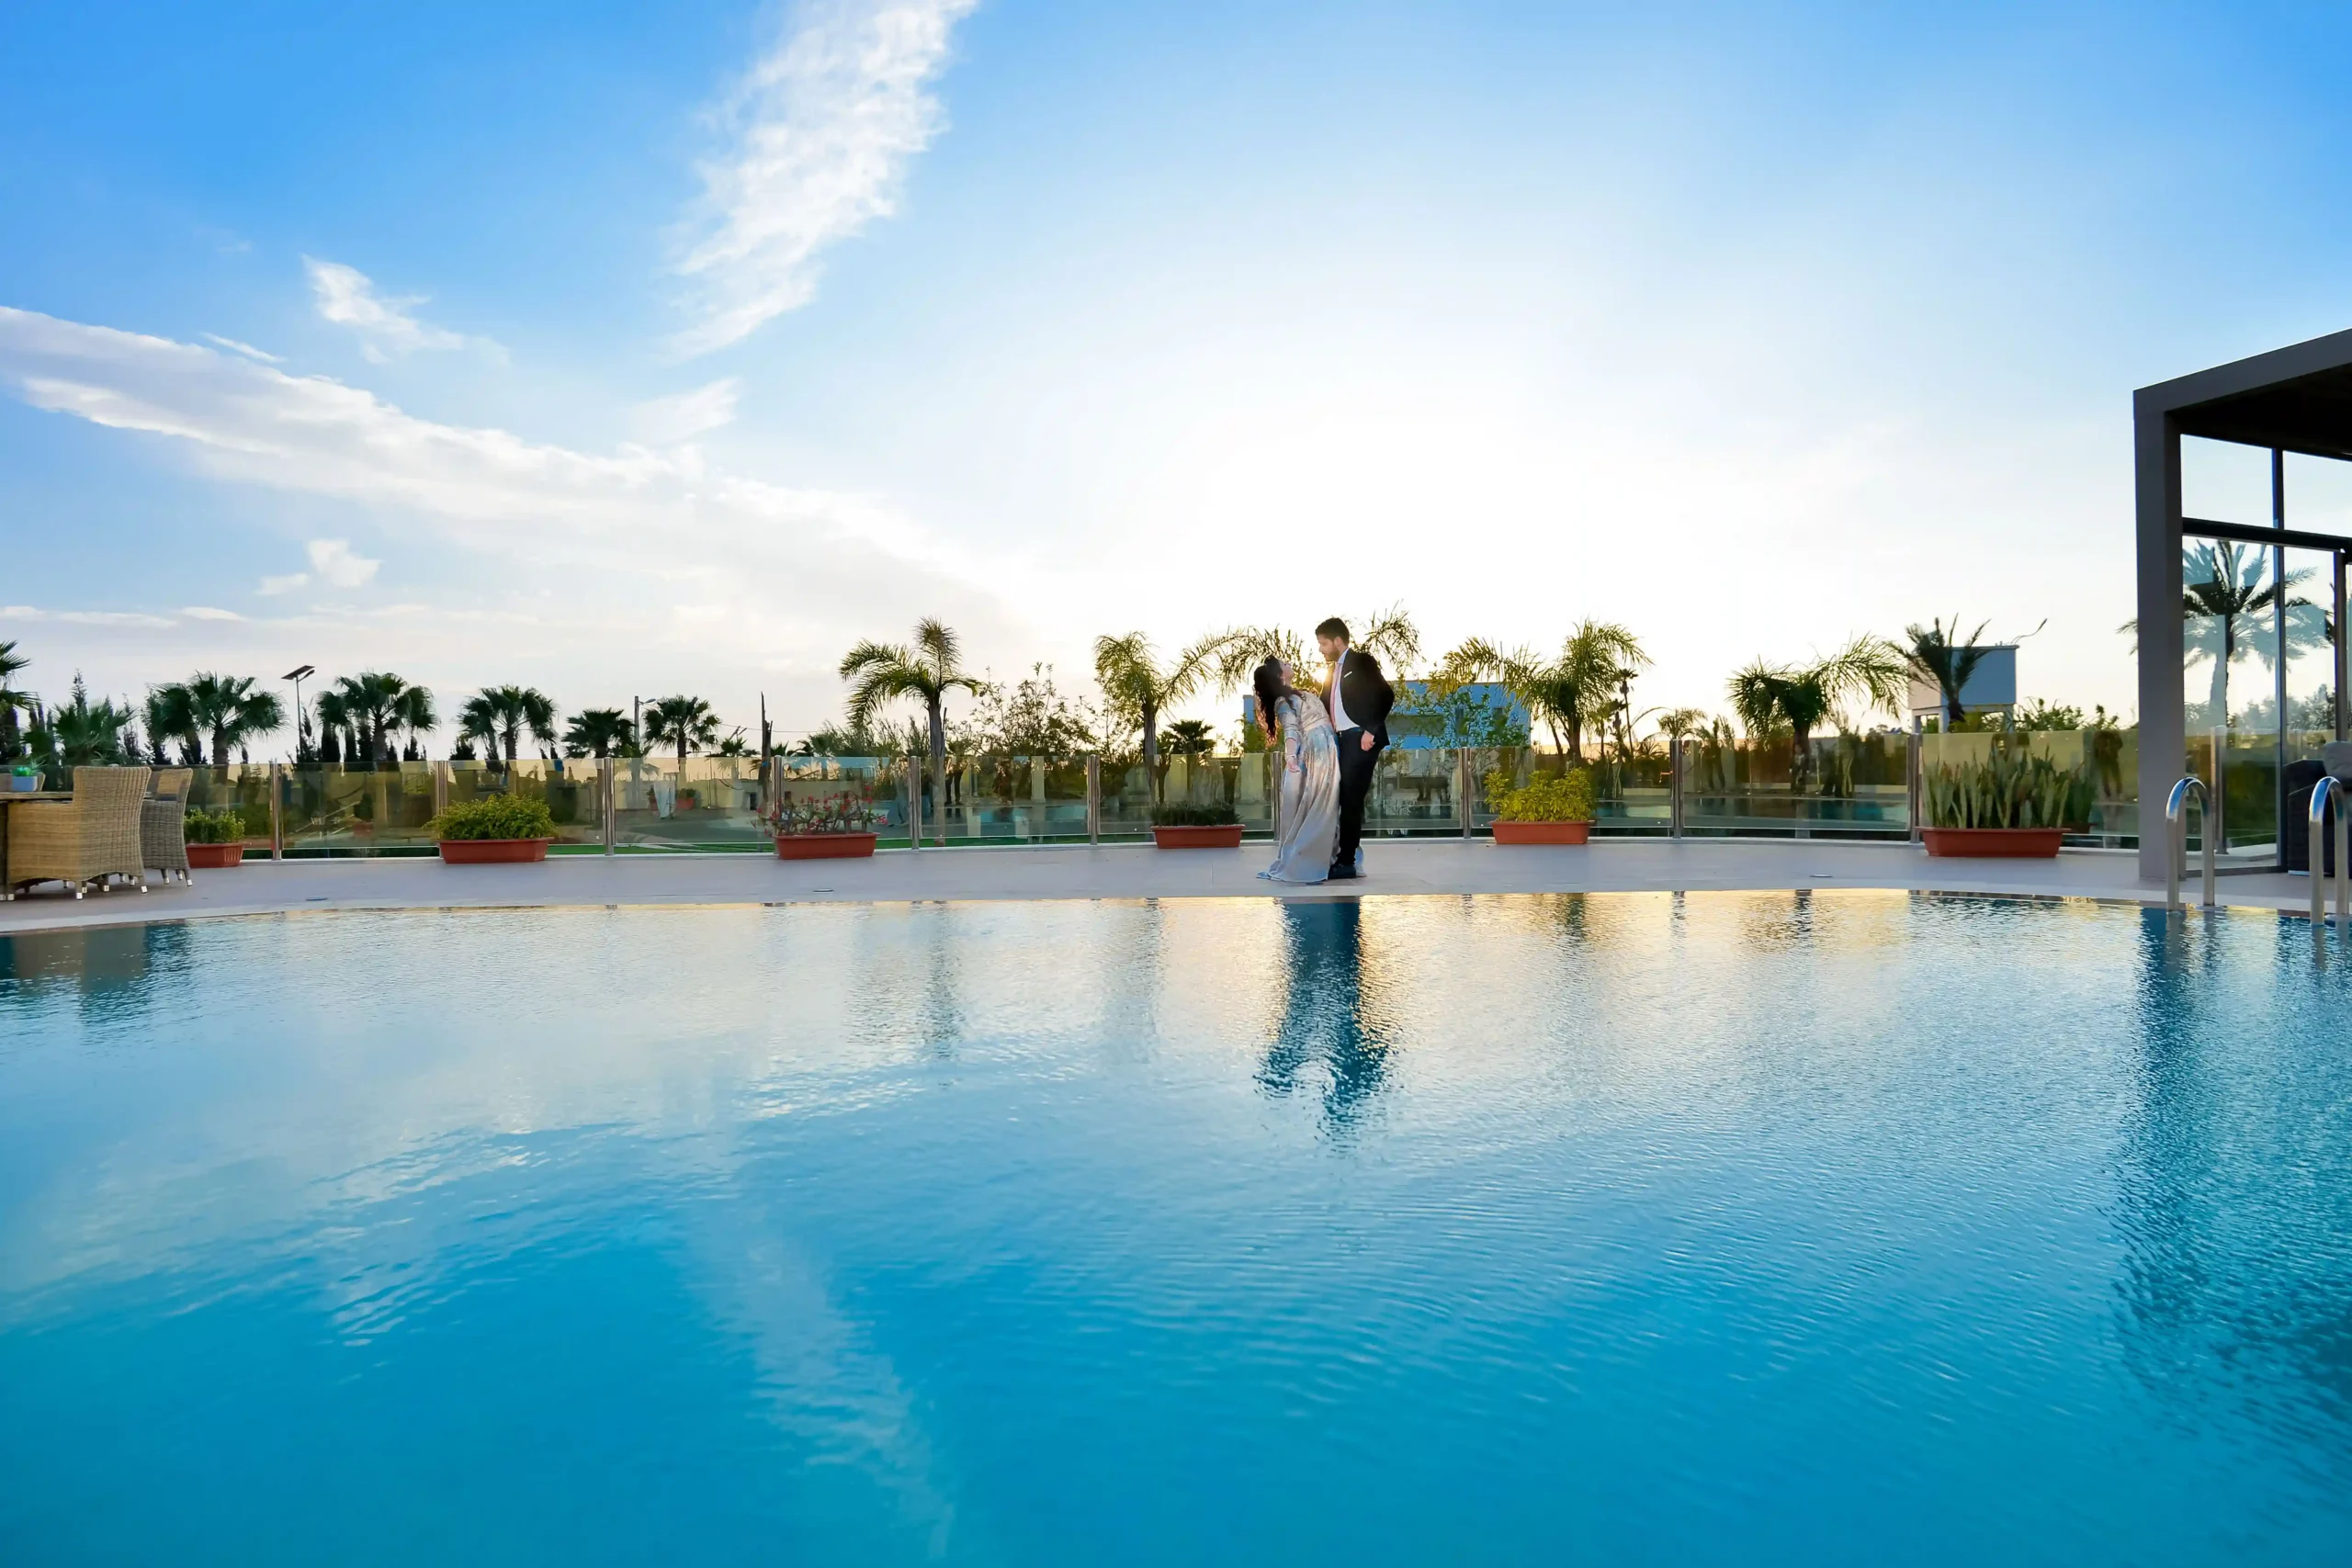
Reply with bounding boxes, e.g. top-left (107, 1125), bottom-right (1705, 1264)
top-left (1326, 648), bottom-right (1395, 749)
